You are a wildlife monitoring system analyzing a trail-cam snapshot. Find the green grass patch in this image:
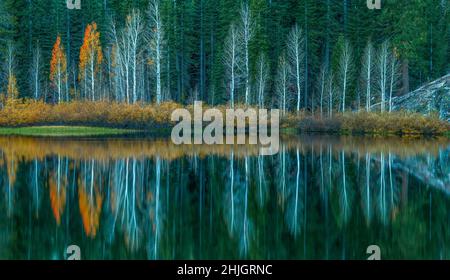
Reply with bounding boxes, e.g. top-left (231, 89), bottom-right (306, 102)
top-left (0, 126), bottom-right (136, 137)
top-left (280, 127), bottom-right (298, 135)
